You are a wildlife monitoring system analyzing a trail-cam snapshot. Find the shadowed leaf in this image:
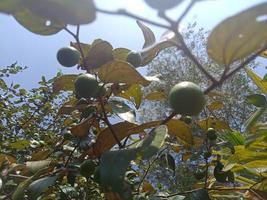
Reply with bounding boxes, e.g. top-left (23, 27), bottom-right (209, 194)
top-left (207, 3), bottom-right (267, 66)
